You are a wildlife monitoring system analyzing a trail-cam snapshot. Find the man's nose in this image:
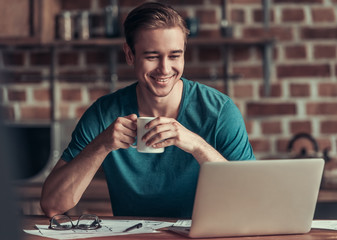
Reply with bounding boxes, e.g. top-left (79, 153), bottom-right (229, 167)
top-left (158, 58), bottom-right (171, 75)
